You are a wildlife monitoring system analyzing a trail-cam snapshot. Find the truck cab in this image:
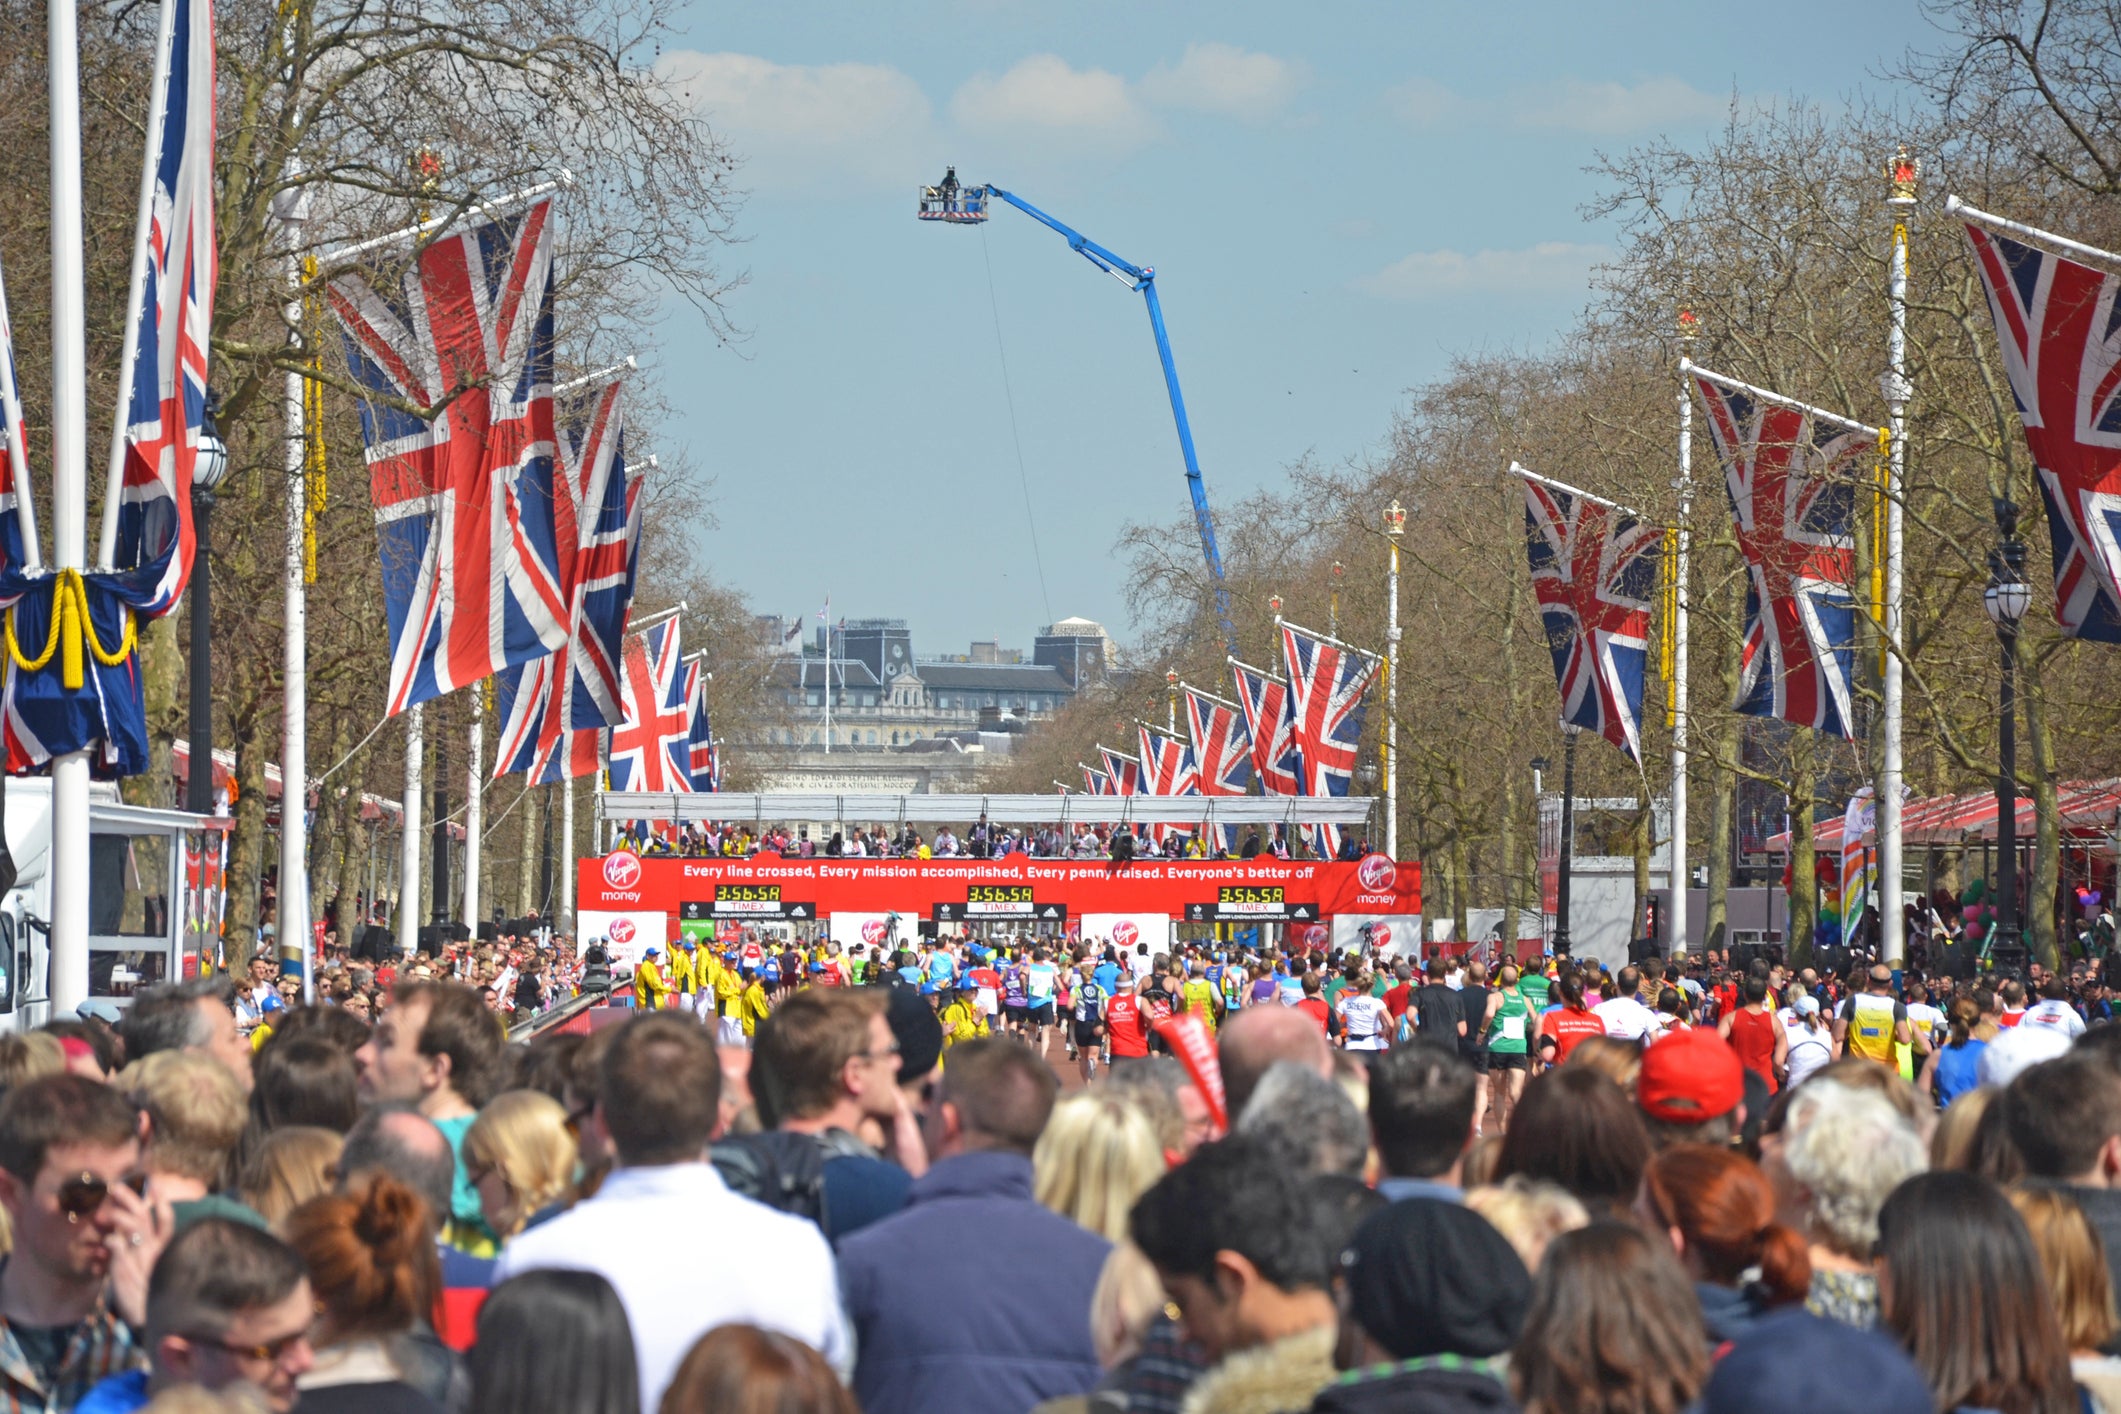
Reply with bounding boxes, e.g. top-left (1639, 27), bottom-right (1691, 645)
top-left (0, 777), bottom-right (233, 1031)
